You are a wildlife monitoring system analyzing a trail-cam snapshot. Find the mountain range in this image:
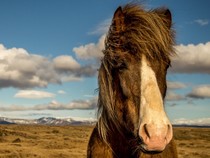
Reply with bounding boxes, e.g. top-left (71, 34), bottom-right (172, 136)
top-left (0, 117), bottom-right (210, 127)
top-left (0, 117), bottom-right (96, 126)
